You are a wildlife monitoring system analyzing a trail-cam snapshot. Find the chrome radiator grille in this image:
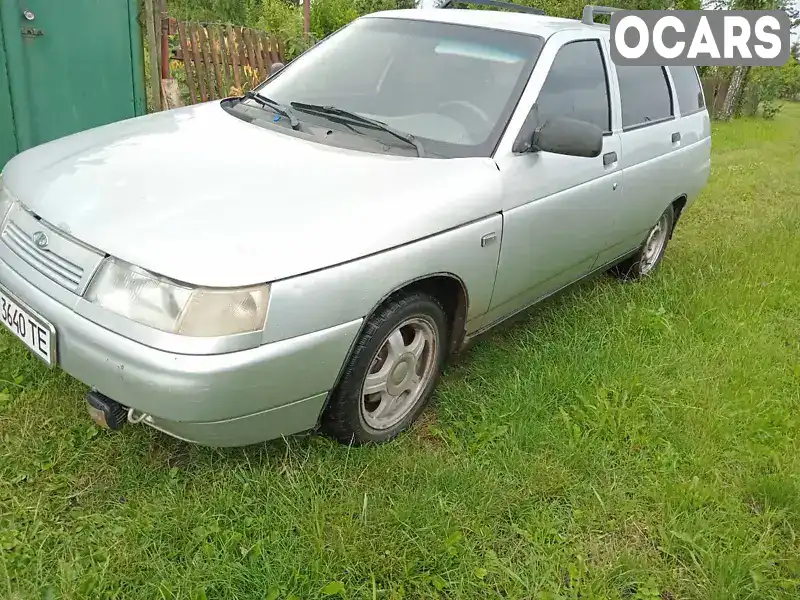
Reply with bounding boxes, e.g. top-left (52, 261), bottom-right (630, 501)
top-left (0, 204), bottom-right (104, 295)
top-left (3, 221), bottom-right (84, 290)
